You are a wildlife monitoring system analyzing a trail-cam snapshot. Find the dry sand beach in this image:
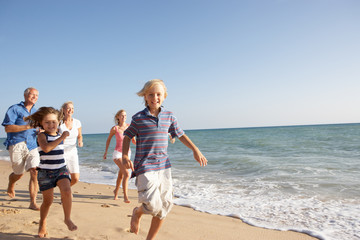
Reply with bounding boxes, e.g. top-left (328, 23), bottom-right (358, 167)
top-left (0, 160), bottom-right (317, 240)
